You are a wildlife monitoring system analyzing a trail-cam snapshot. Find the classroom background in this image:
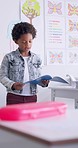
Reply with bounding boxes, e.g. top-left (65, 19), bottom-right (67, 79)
top-left (0, 0), bottom-right (78, 107)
